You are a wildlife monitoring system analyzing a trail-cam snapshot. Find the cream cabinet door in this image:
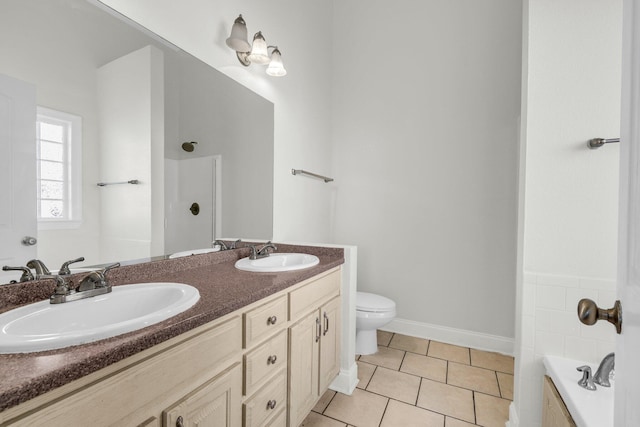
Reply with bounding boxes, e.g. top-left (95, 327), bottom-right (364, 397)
top-left (163, 363), bottom-right (242, 427)
top-left (319, 297), bottom-right (341, 393)
top-left (288, 310), bottom-right (320, 427)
